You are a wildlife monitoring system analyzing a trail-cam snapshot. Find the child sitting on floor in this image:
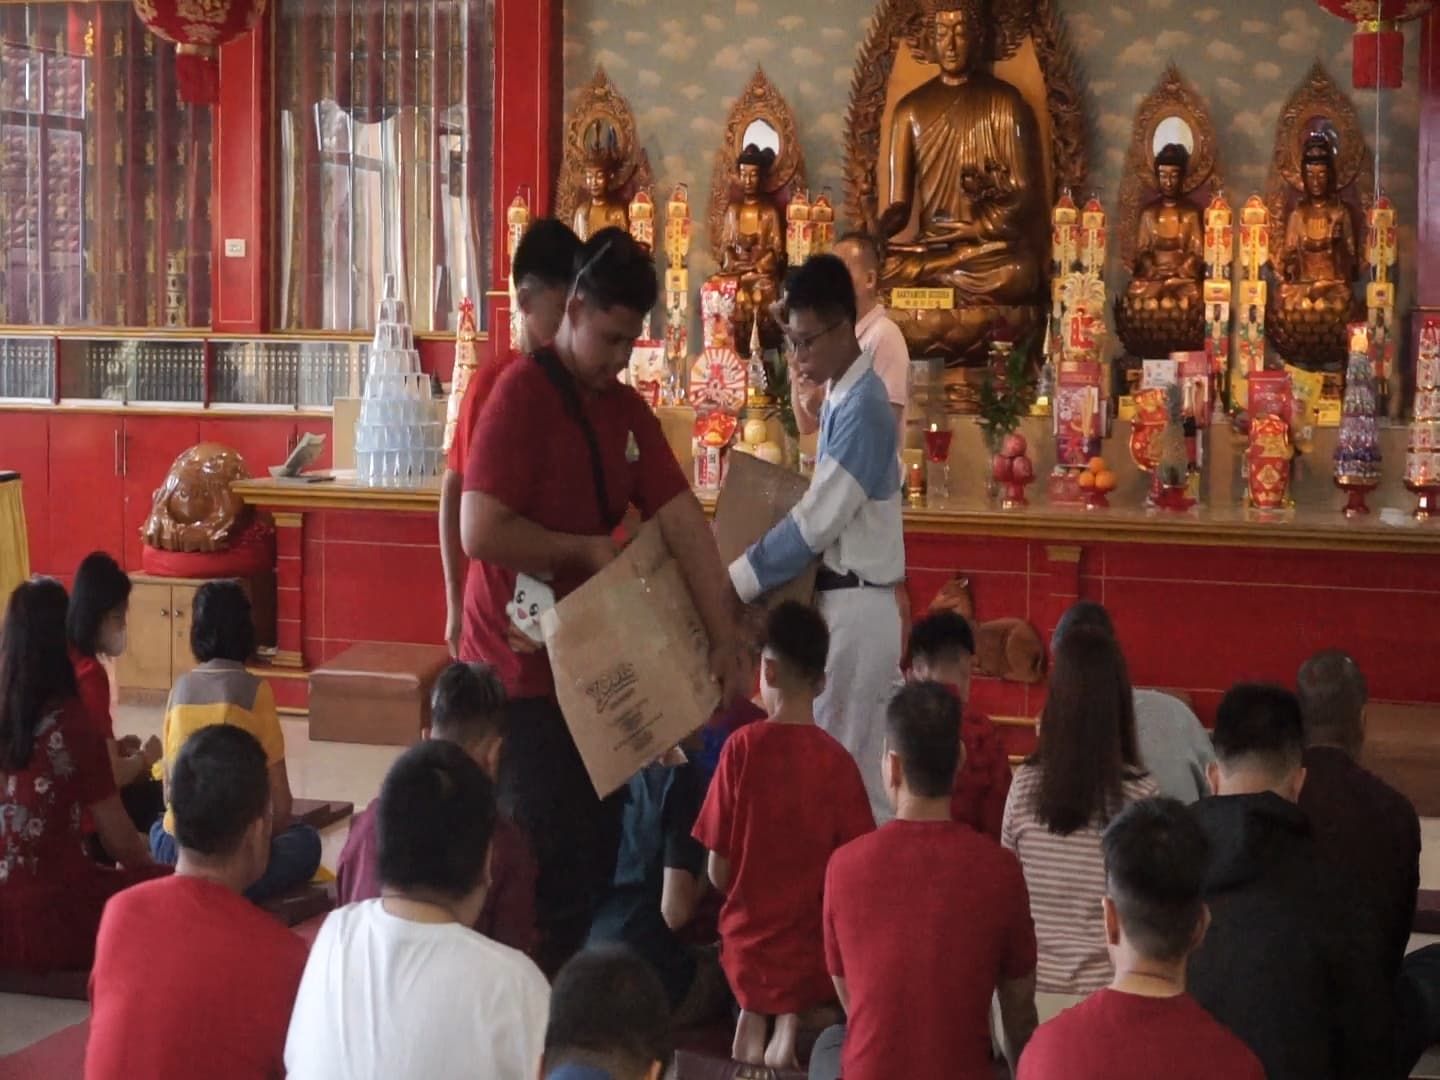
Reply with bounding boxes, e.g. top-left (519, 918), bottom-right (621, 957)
top-left (336, 661), bottom-right (538, 955)
top-left (908, 610), bottom-right (1011, 840)
top-left (148, 580), bottom-right (320, 902)
top-left (692, 601), bottom-right (874, 1069)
